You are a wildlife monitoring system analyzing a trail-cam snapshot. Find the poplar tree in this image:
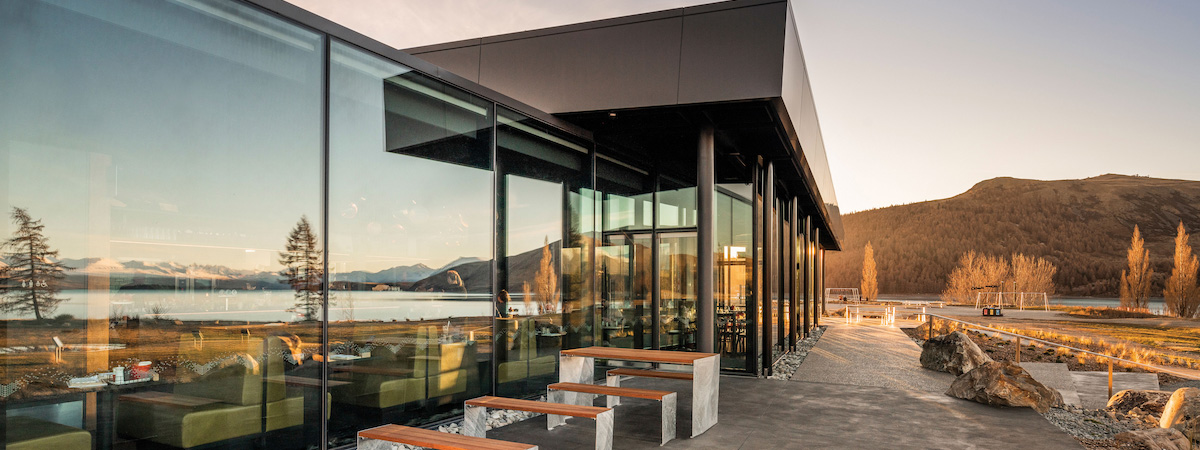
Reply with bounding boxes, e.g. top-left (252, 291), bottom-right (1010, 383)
top-left (861, 242), bottom-right (878, 301)
top-left (2, 207), bottom-right (70, 320)
top-left (1164, 222), bottom-right (1200, 318)
top-left (279, 216), bottom-right (324, 321)
top-left (1119, 225), bottom-right (1153, 310)
top-left (534, 237), bottom-right (558, 314)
